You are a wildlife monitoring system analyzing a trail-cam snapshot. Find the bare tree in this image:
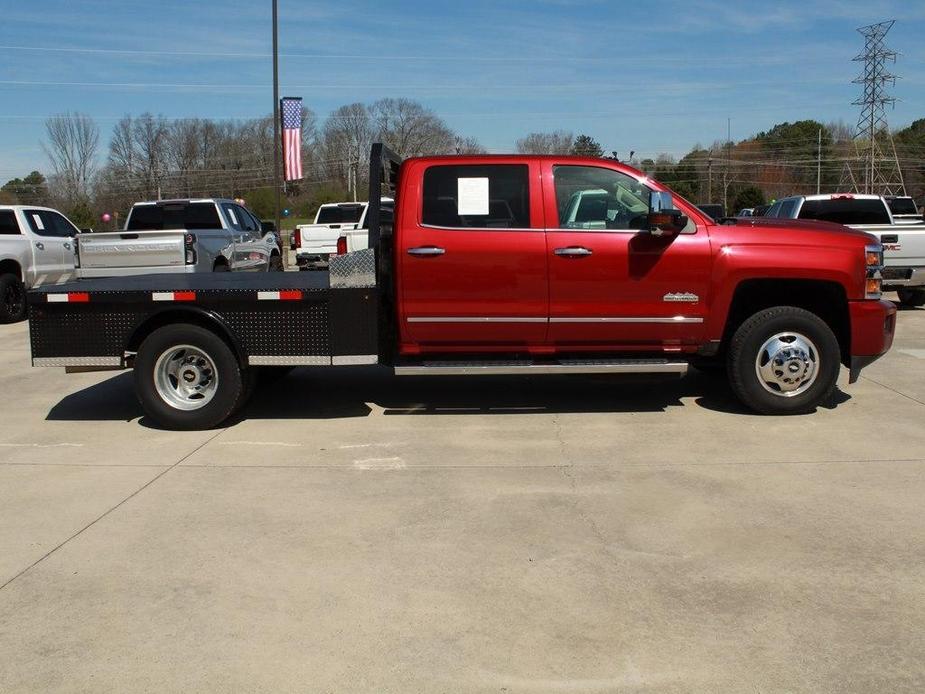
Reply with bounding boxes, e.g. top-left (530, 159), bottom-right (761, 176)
top-left (321, 103), bottom-right (373, 193)
top-left (43, 112), bottom-right (99, 203)
top-left (515, 130), bottom-right (574, 155)
top-left (454, 136), bottom-right (487, 154)
top-left (370, 98), bottom-right (456, 157)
